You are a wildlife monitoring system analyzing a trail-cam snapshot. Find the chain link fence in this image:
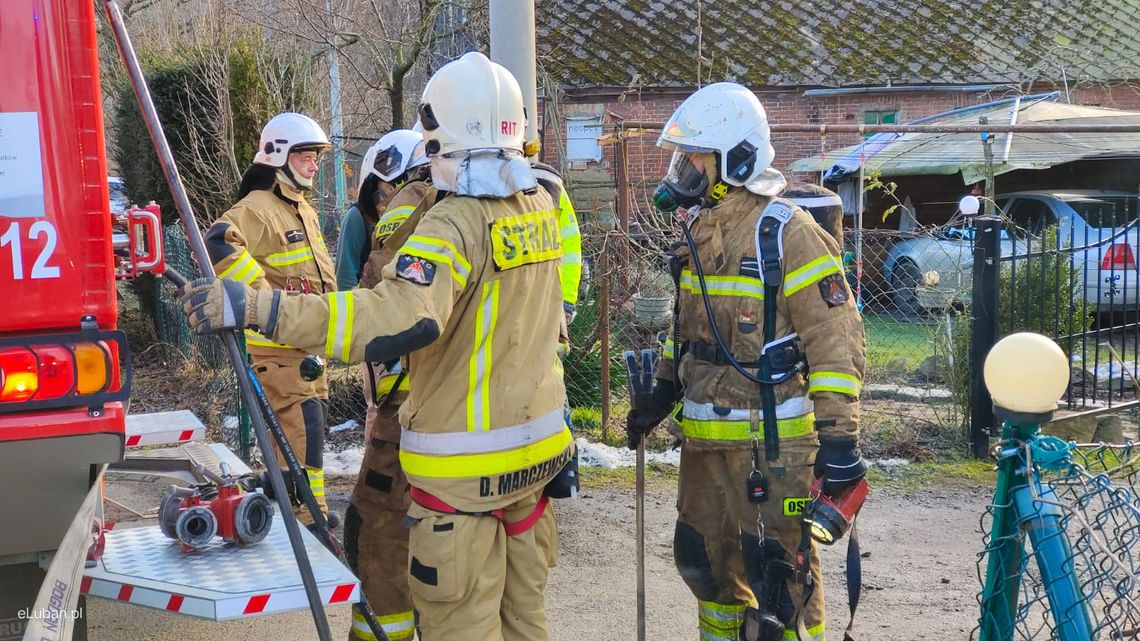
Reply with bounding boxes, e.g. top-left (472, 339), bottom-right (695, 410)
top-left (131, 183), bottom-right (979, 456)
top-left (559, 188), bottom-right (975, 448)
